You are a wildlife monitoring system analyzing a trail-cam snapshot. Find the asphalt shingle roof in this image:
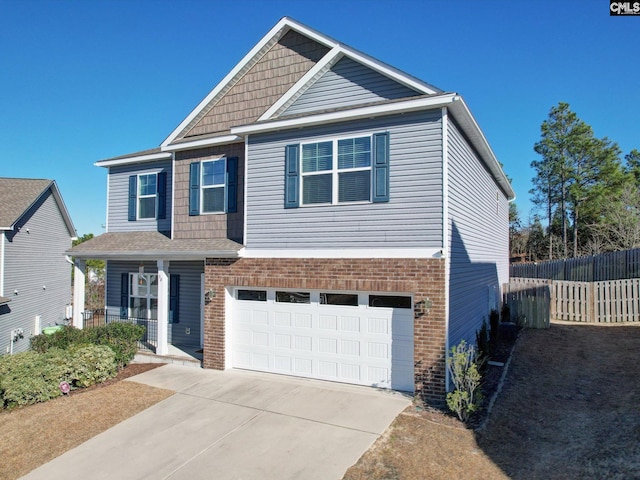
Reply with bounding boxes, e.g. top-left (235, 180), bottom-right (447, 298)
top-left (0, 178), bottom-right (53, 228)
top-left (67, 231), bottom-right (242, 259)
